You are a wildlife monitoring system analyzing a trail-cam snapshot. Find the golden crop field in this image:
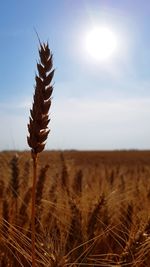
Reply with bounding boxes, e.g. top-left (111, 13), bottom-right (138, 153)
top-left (0, 150), bottom-right (150, 266)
